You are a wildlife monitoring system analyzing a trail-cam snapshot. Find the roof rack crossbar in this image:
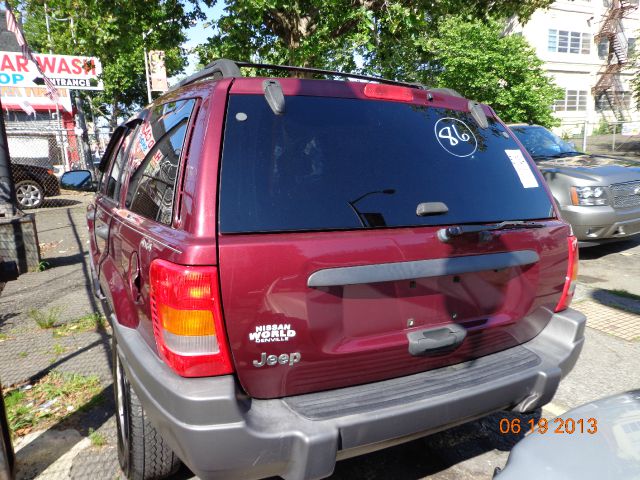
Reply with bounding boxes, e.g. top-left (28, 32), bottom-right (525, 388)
top-left (235, 61), bottom-right (425, 89)
top-left (171, 58), bottom-right (427, 91)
